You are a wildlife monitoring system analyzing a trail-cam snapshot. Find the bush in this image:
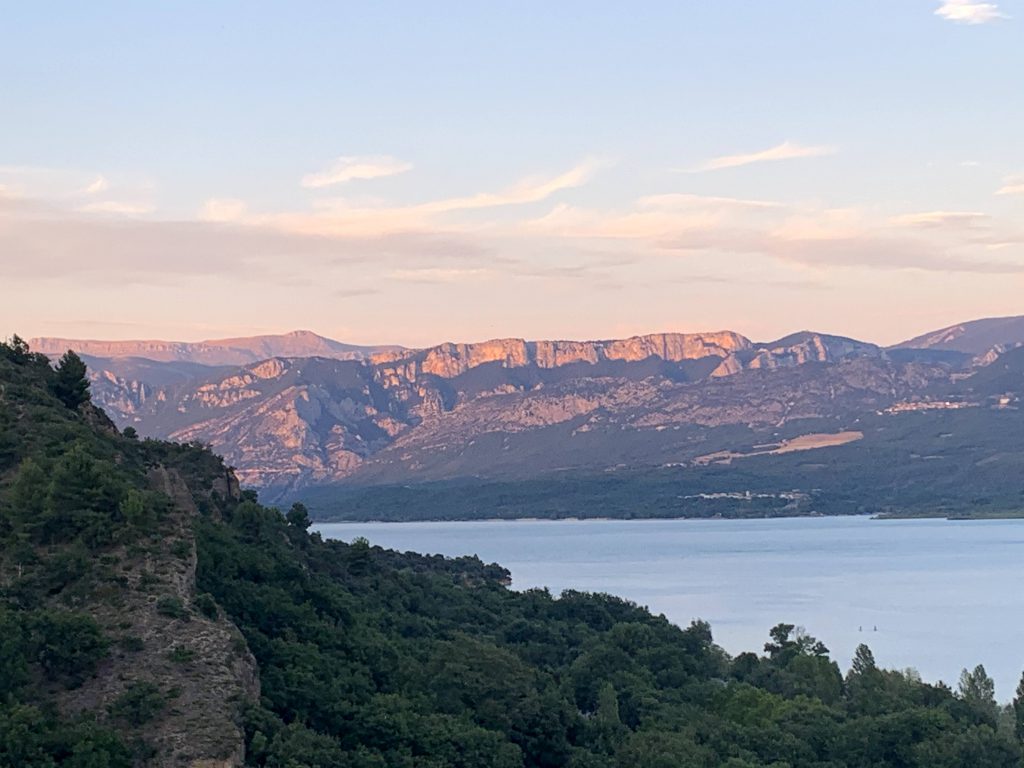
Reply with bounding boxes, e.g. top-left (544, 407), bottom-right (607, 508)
top-left (170, 540), bottom-right (191, 560)
top-left (155, 596), bottom-right (187, 620)
top-left (108, 682), bottom-right (166, 726)
top-left (31, 611), bottom-right (108, 687)
top-left (193, 593), bottom-right (218, 619)
top-left (167, 646), bottom-right (196, 663)
top-left (119, 635), bottom-right (145, 652)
